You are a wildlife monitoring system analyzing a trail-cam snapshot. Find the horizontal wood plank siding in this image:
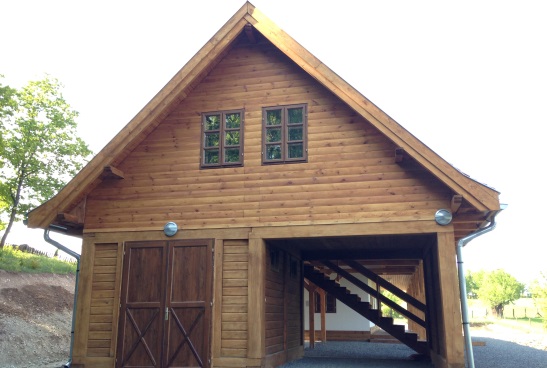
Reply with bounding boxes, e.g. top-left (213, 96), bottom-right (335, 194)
top-left (287, 256), bottom-right (302, 350)
top-left (85, 37), bottom-right (451, 231)
top-left (221, 240), bottom-right (248, 358)
top-left (87, 243), bottom-right (118, 357)
top-left (265, 245), bottom-right (285, 356)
